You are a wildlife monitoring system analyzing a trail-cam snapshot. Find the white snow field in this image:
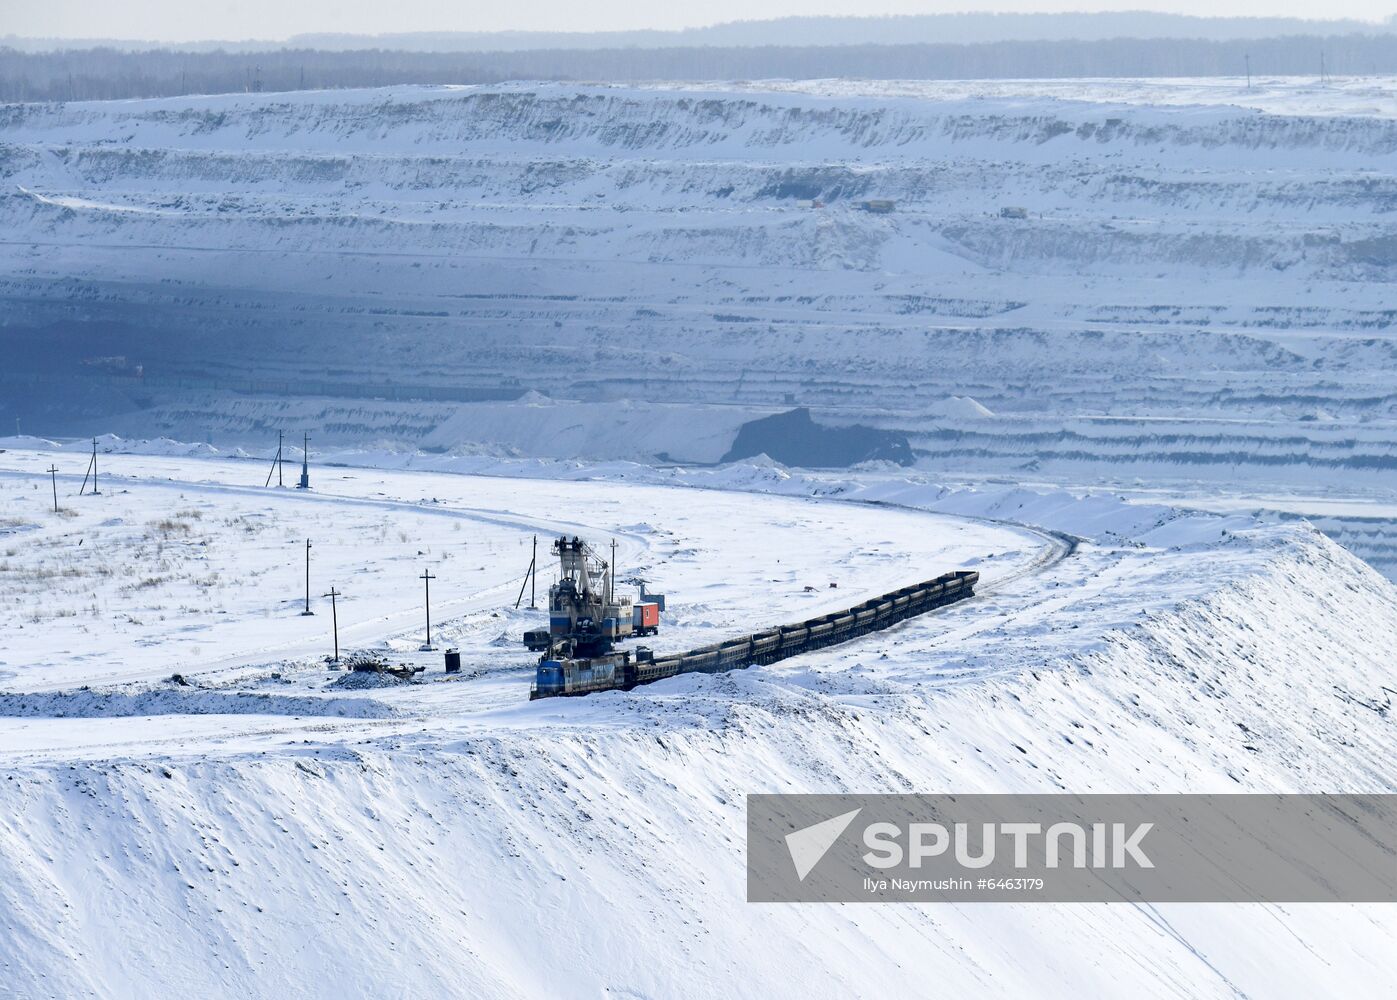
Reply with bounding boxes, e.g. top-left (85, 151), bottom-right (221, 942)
top-left (0, 444), bottom-right (1037, 694)
top-left (0, 439), bottom-right (1394, 997)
